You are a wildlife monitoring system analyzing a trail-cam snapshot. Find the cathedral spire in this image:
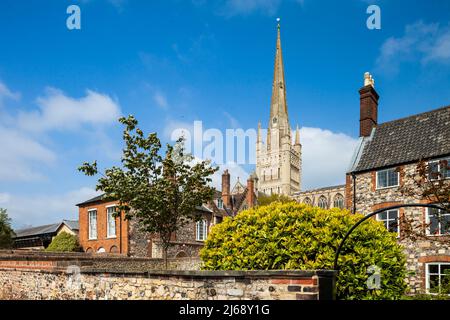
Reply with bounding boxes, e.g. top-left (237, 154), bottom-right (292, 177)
top-left (269, 19), bottom-right (289, 133)
top-left (295, 125), bottom-right (300, 145)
